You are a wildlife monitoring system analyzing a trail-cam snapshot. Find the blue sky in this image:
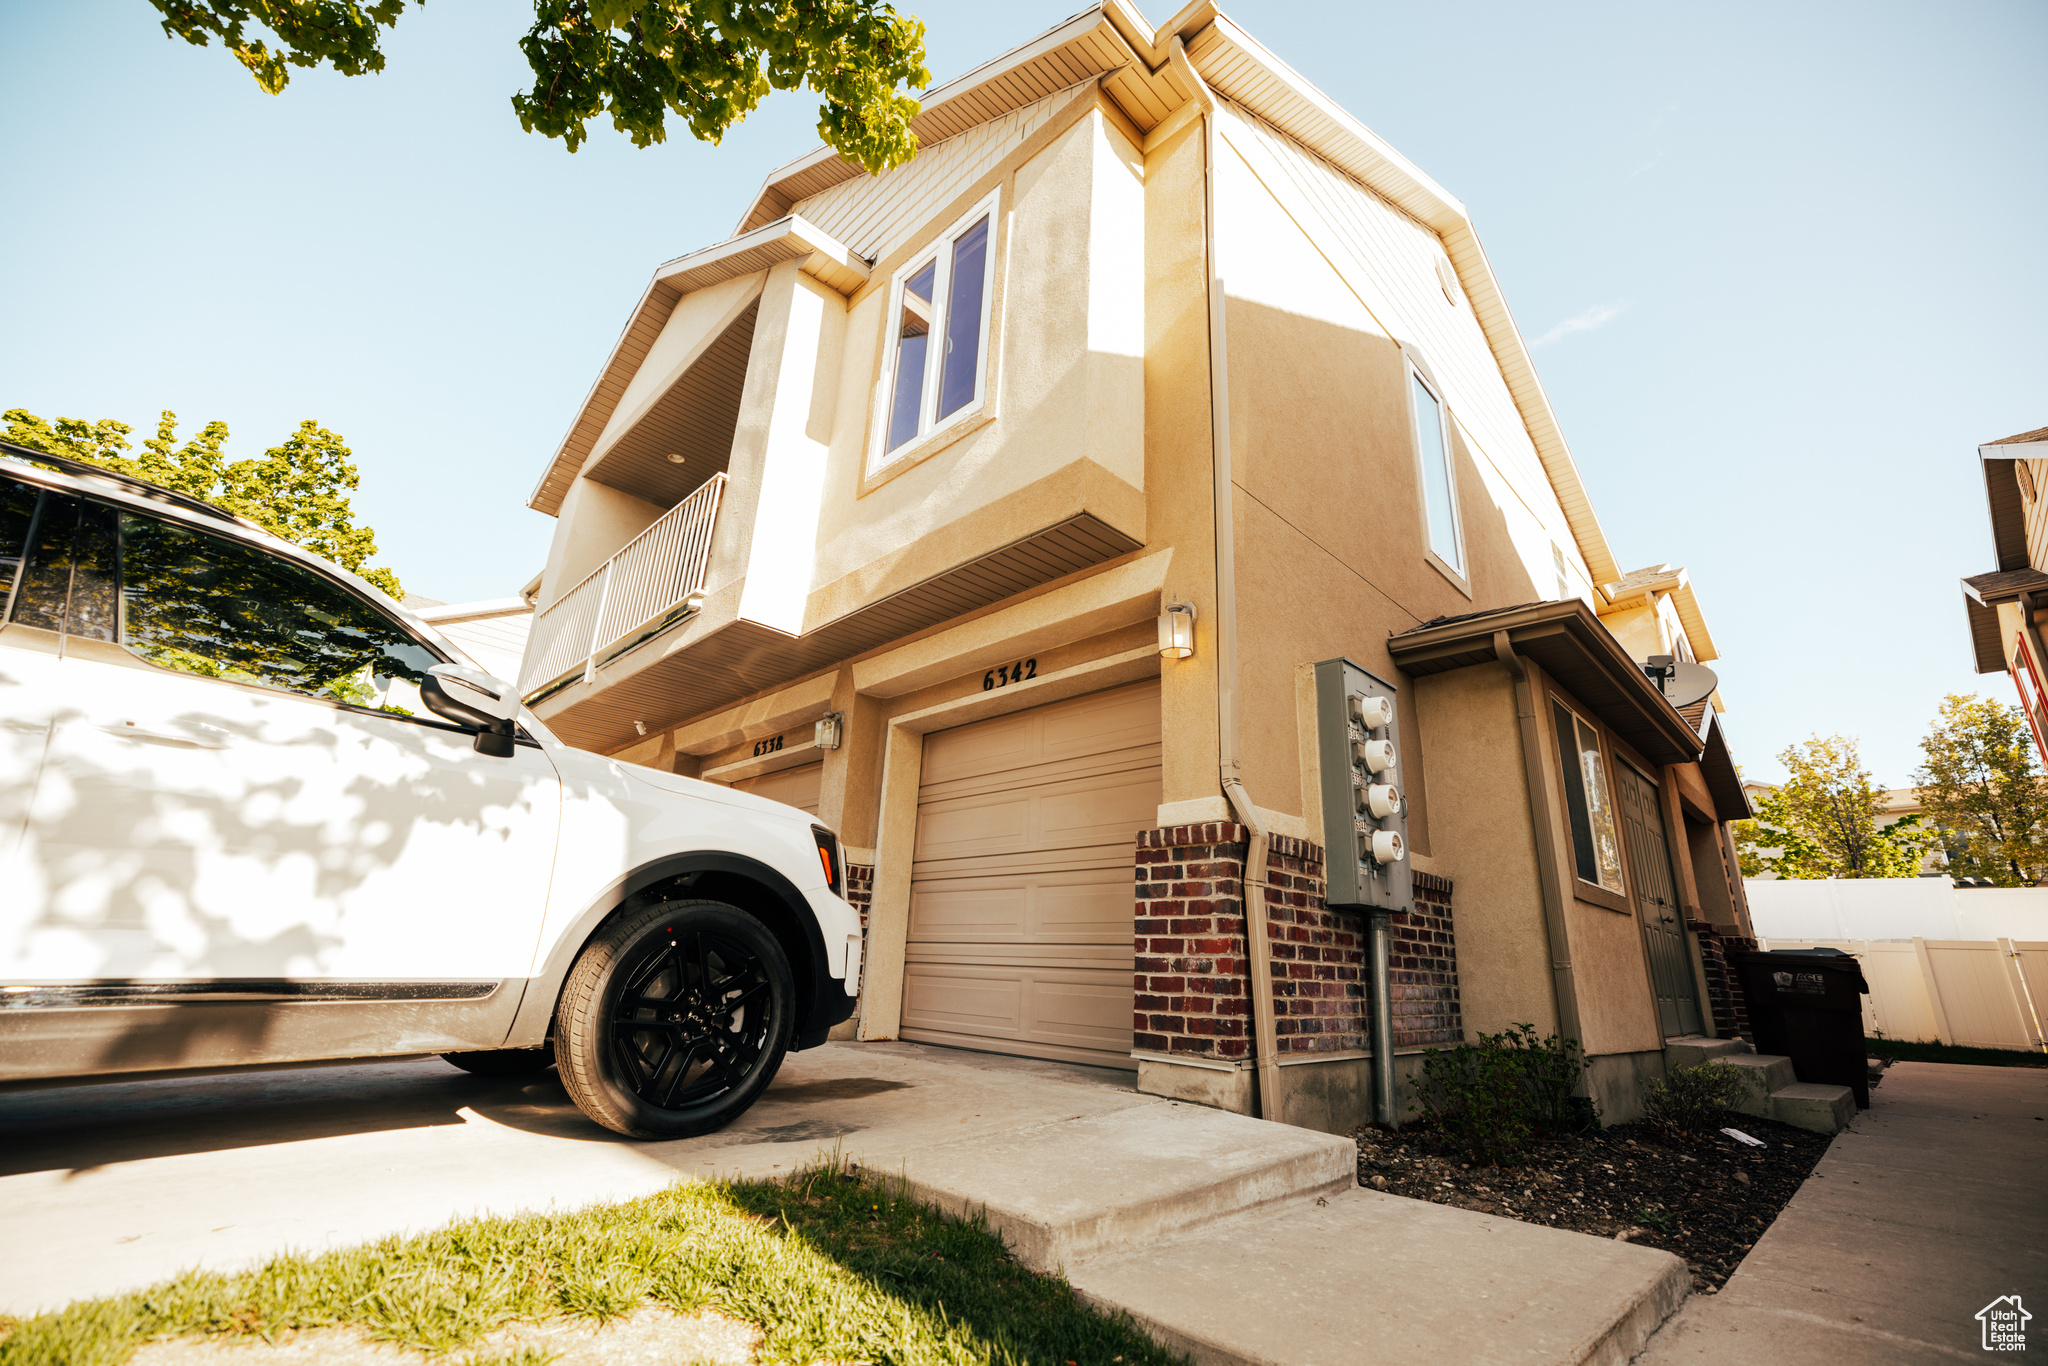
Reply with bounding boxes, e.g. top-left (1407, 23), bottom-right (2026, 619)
top-left (3, 1), bottom-right (2043, 787)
